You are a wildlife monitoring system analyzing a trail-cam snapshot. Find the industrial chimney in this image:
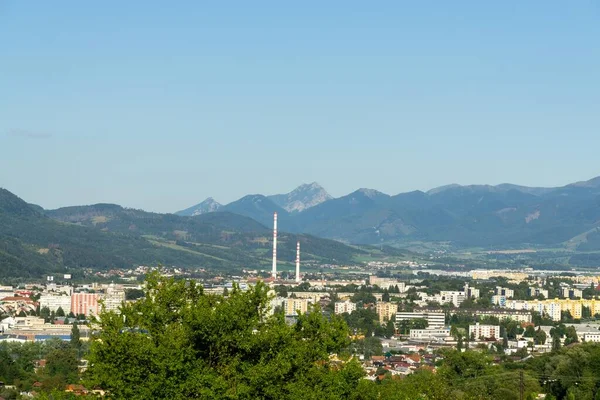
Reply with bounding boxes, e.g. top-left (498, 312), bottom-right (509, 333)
top-left (271, 212), bottom-right (277, 279)
top-left (295, 241), bottom-right (301, 283)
